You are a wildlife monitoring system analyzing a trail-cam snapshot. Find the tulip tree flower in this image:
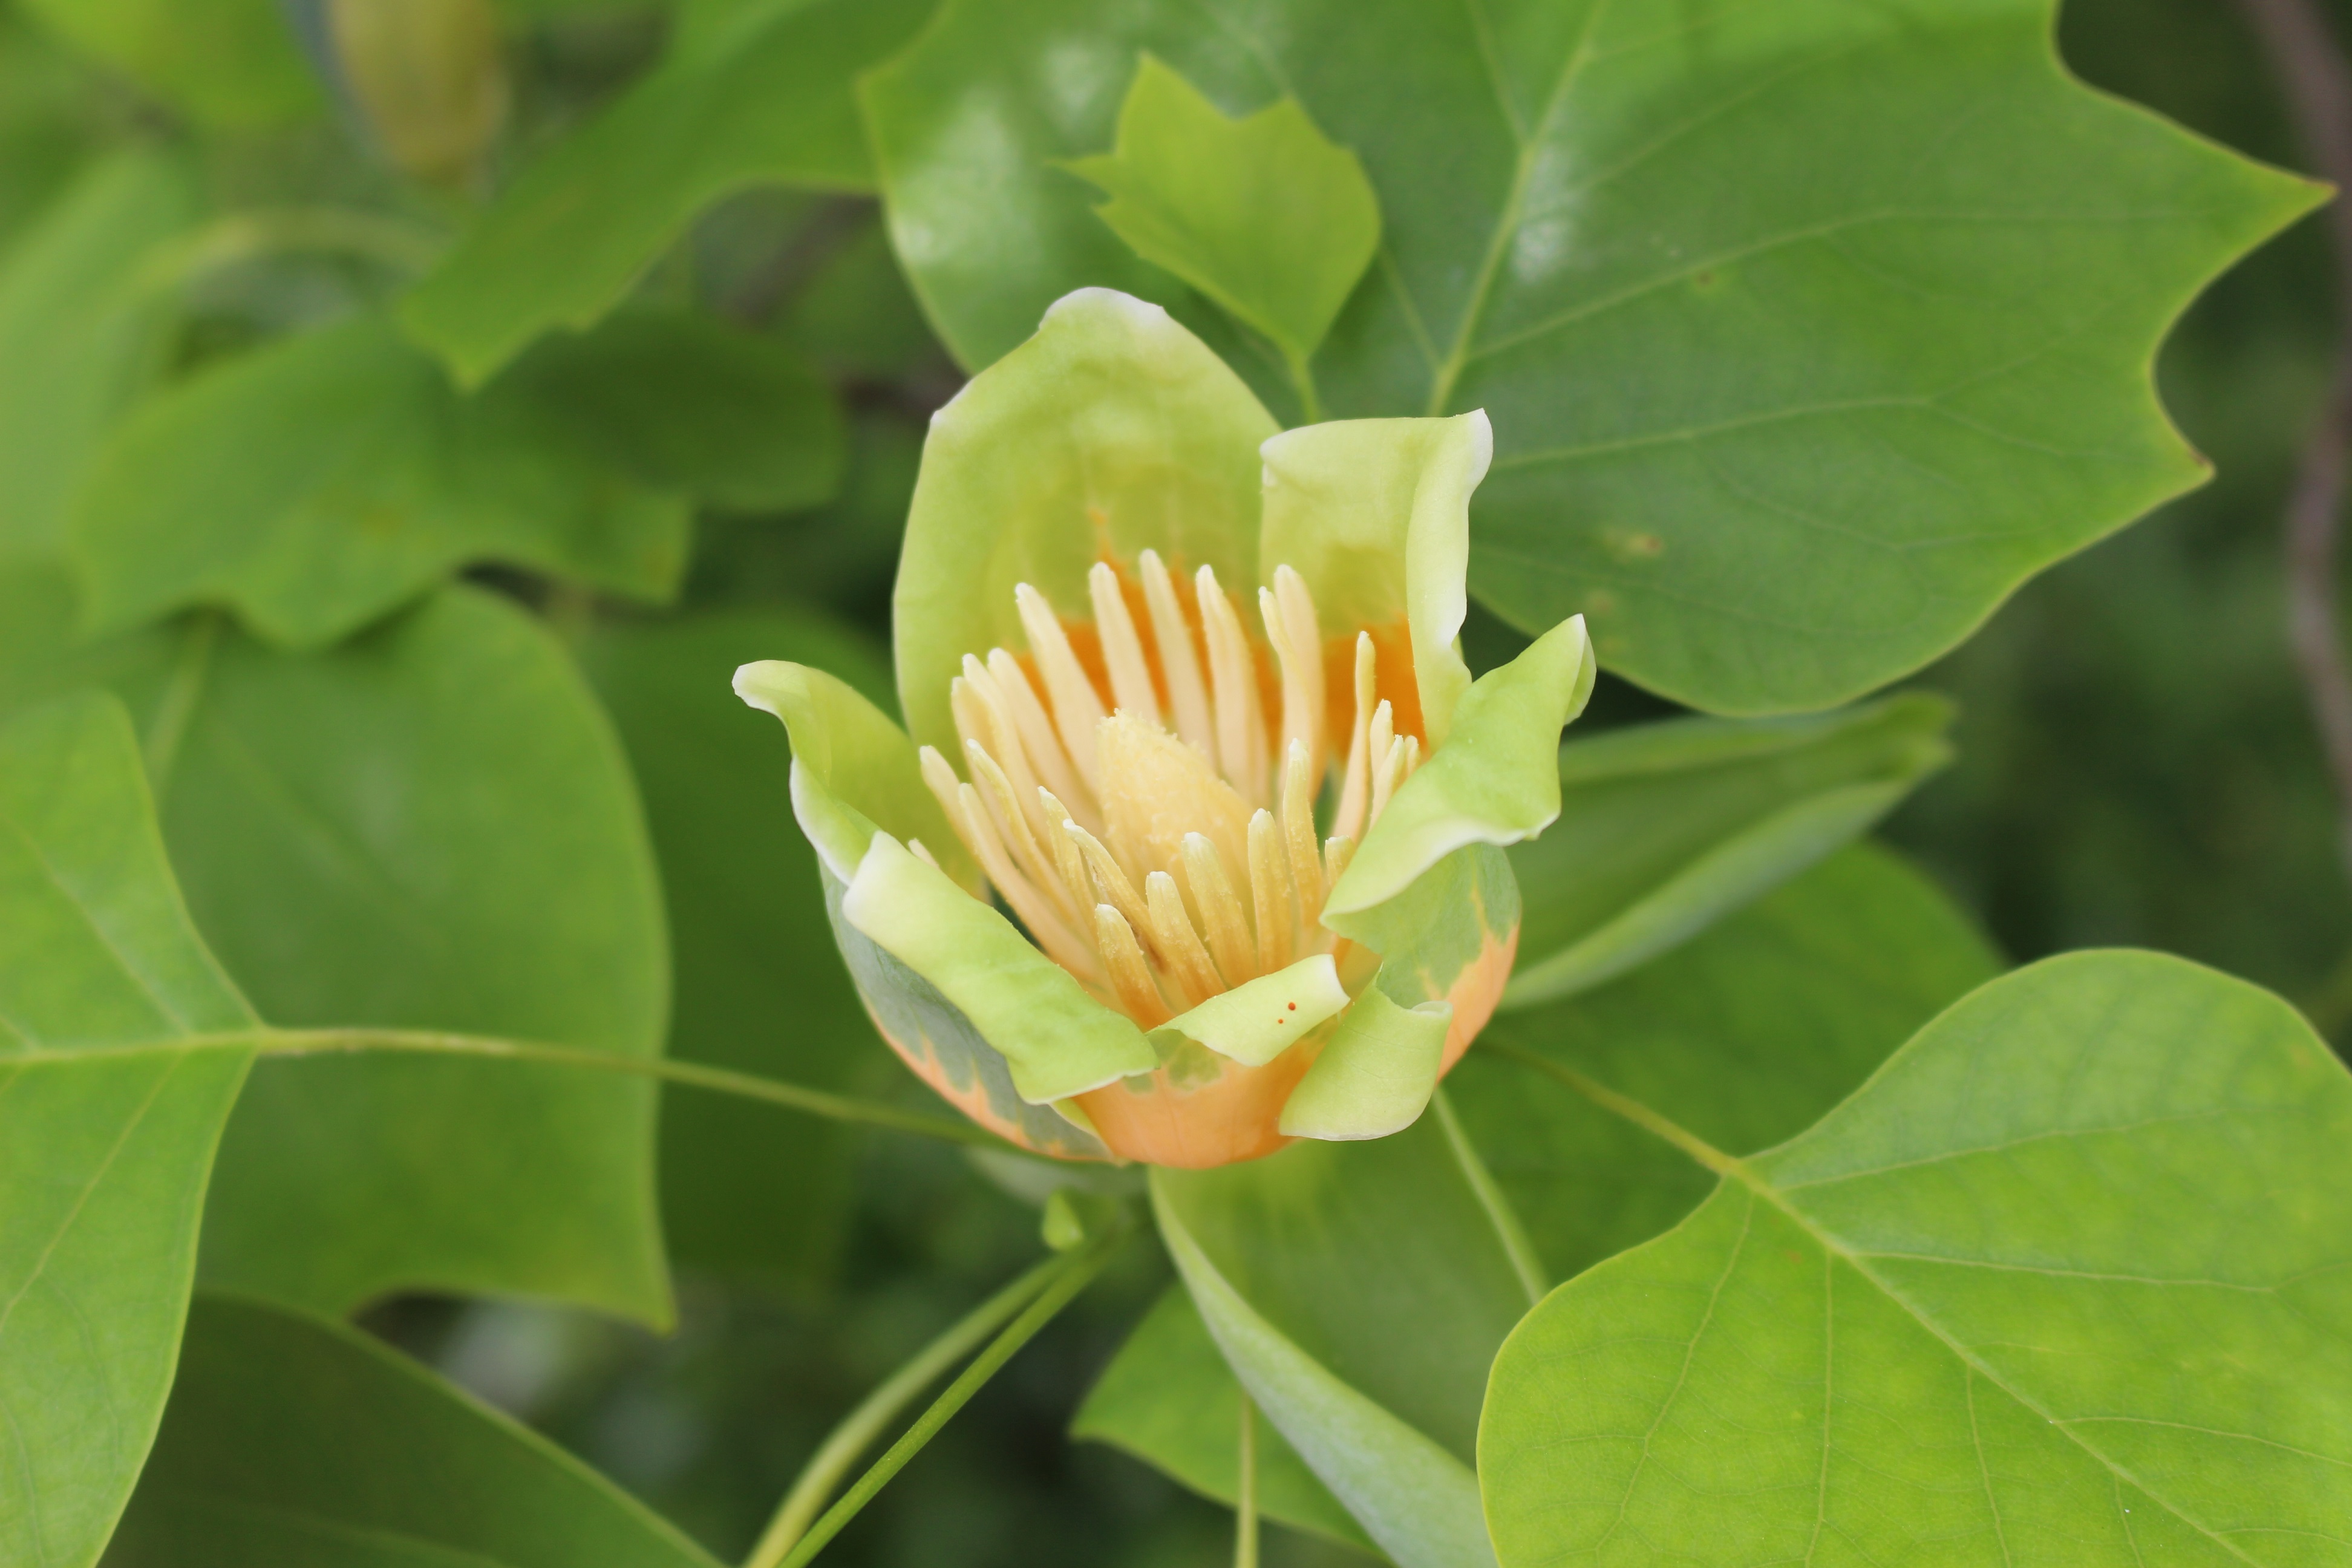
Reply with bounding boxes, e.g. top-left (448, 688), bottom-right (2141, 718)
top-left (736, 289), bottom-right (1593, 1168)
